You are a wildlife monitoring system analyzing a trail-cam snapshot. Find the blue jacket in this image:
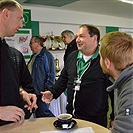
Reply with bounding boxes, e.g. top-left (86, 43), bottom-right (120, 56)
top-left (29, 47), bottom-right (55, 95)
